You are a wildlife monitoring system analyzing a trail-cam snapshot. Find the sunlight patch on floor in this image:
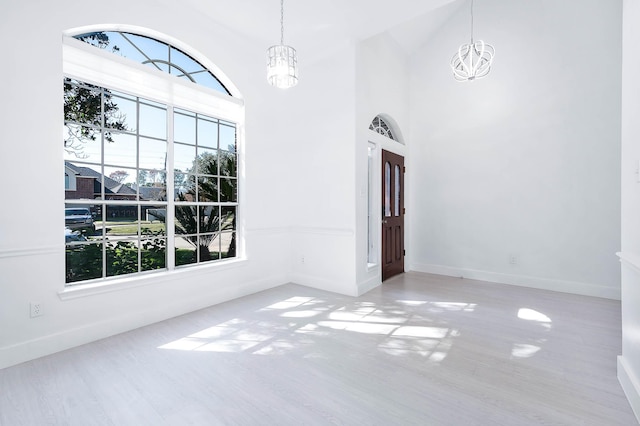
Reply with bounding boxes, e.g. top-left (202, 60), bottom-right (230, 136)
top-left (158, 295), bottom-right (471, 361)
top-left (518, 308), bottom-right (552, 330)
top-left (511, 343), bottom-right (542, 358)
